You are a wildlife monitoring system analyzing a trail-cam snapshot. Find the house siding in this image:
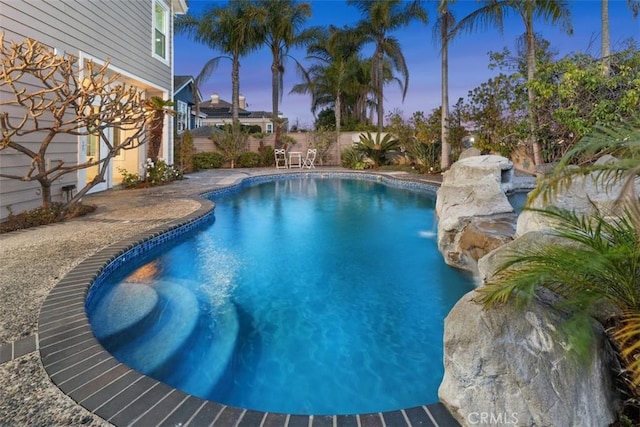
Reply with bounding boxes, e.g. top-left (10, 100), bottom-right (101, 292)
top-left (1, 1), bottom-right (171, 89)
top-left (0, 0), bottom-right (182, 221)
